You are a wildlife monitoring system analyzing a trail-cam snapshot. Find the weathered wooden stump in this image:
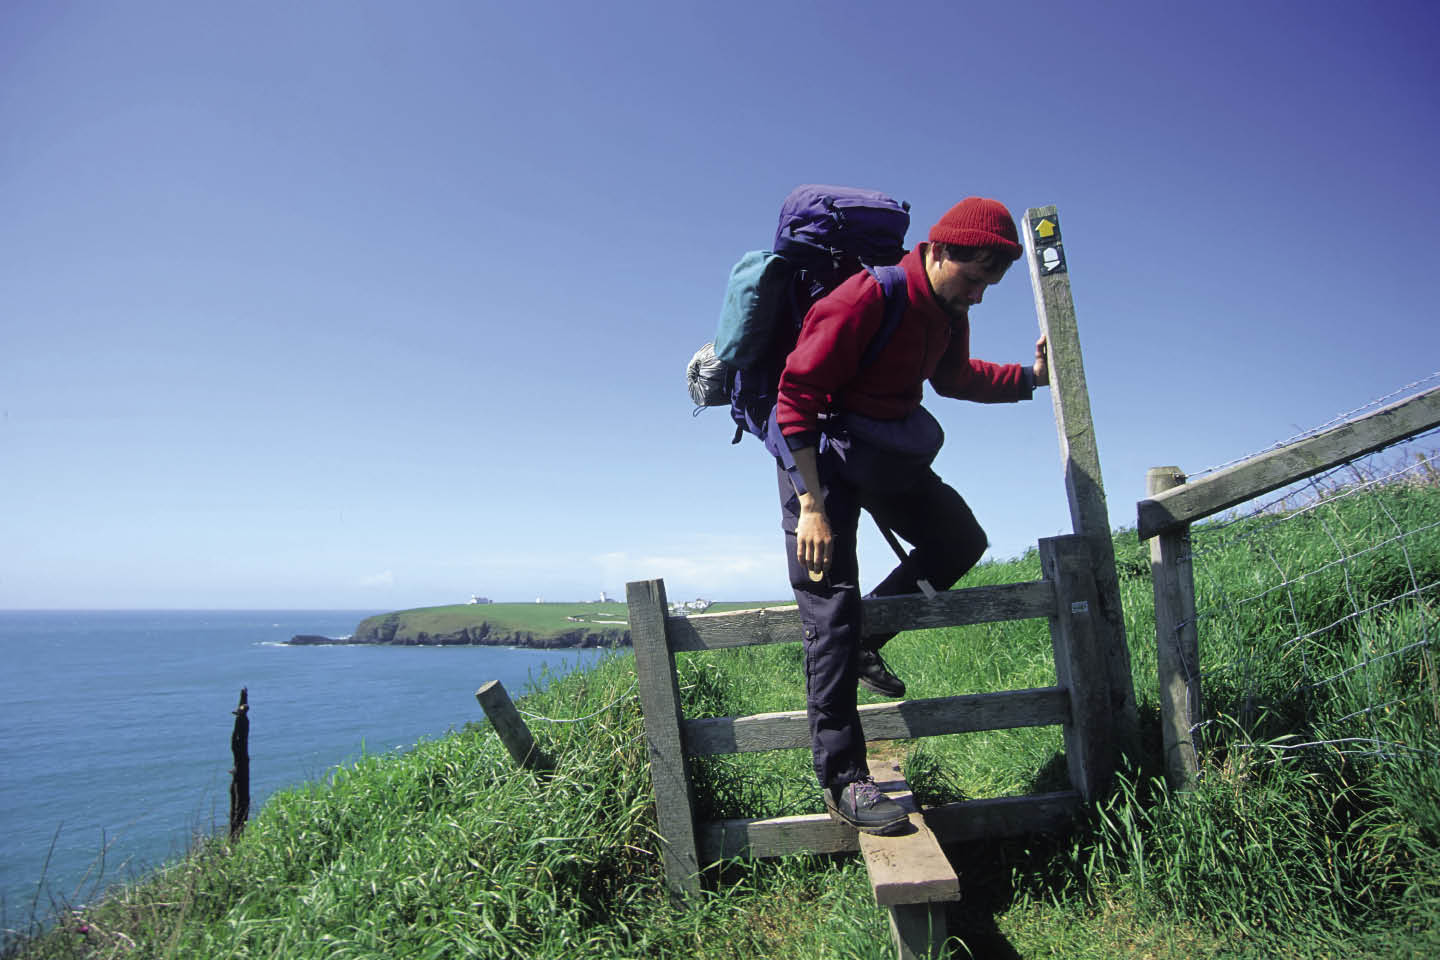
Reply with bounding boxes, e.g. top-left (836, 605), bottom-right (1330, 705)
top-left (229, 687), bottom-right (250, 839)
top-left (475, 680), bottom-right (553, 771)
